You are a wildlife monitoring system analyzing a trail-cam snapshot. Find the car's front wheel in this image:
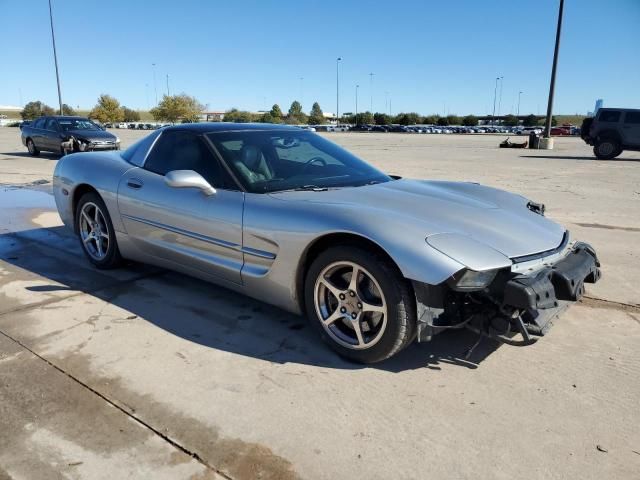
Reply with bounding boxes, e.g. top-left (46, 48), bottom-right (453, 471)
top-left (26, 138), bottom-right (40, 156)
top-left (594, 138), bottom-right (622, 160)
top-left (305, 246), bottom-right (416, 363)
top-left (75, 192), bottom-right (123, 269)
